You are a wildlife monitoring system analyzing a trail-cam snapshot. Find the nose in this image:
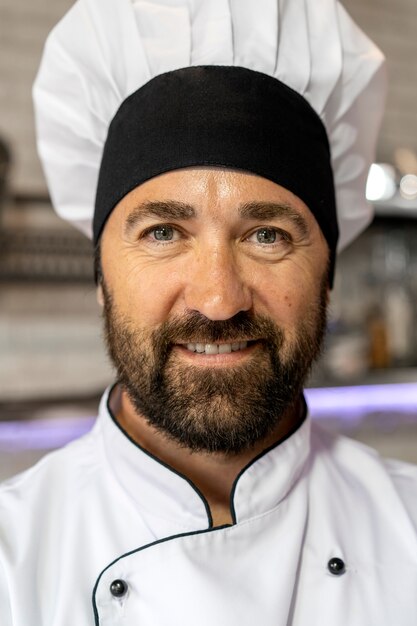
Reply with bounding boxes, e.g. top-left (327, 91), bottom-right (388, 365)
top-left (184, 246), bottom-right (252, 320)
